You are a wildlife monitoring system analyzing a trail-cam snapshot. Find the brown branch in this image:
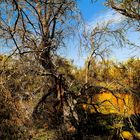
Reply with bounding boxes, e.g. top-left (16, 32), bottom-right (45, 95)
top-left (13, 6), bottom-right (20, 31)
top-left (20, 9), bottom-right (38, 35)
top-left (108, 0), bottom-right (140, 20)
top-left (25, 0), bottom-right (44, 36)
top-left (10, 32), bottom-right (21, 54)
